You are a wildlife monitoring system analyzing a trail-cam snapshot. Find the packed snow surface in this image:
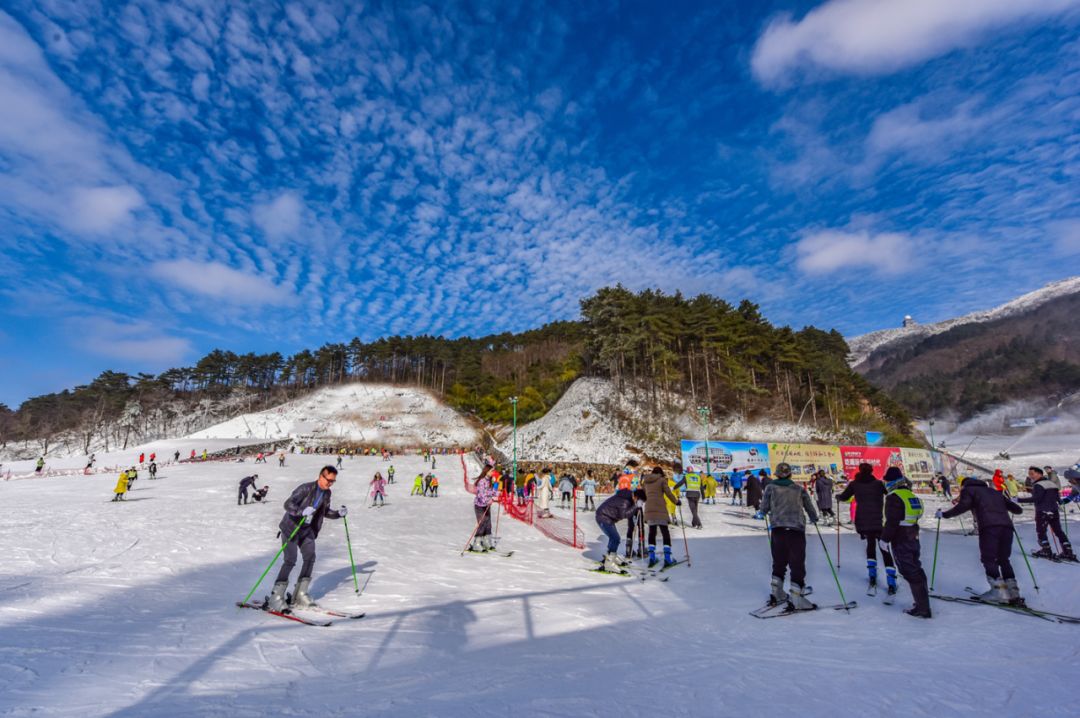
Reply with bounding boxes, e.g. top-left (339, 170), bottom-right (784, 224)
top-left (3, 450), bottom-right (1079, 717)
top-left (187, 383), bottom-right (480, 447)
top-left (847, 275), bottom-right (1080, 368)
